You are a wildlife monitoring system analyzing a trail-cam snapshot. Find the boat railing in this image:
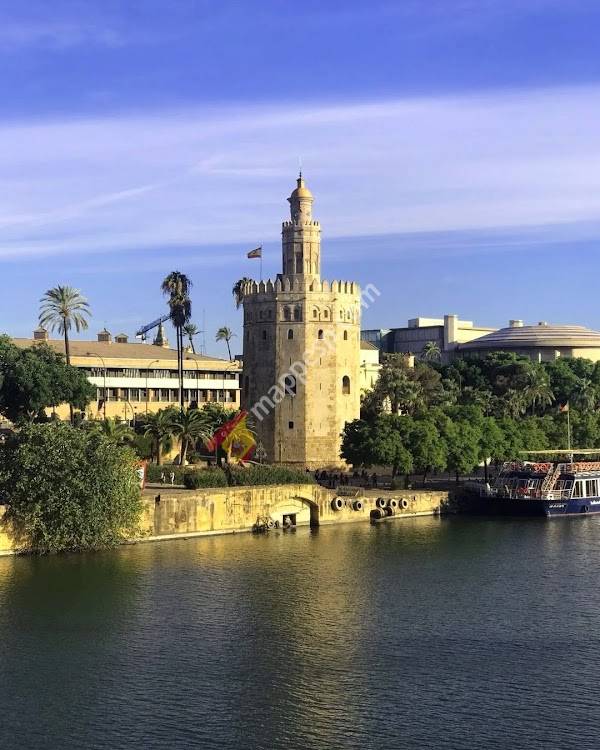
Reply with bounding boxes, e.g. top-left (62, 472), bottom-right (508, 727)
top-left (545, 489), bottom-right (572, 501)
